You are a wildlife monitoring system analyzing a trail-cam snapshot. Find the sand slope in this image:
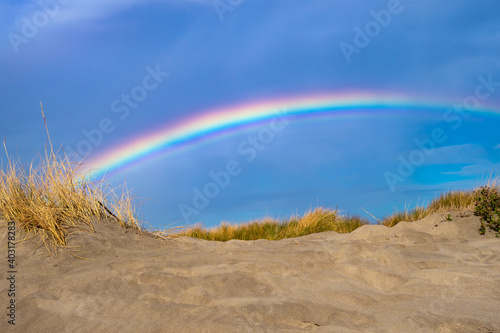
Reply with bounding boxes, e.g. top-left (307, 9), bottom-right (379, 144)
top-left (1, 212), bottom-right (500, 332)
